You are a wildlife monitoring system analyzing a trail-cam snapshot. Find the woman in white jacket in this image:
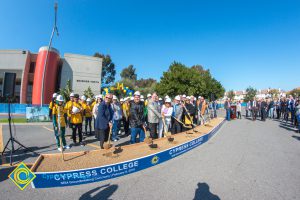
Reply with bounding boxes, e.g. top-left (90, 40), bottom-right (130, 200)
top-left (159, 98), bottom-right (173, 138)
